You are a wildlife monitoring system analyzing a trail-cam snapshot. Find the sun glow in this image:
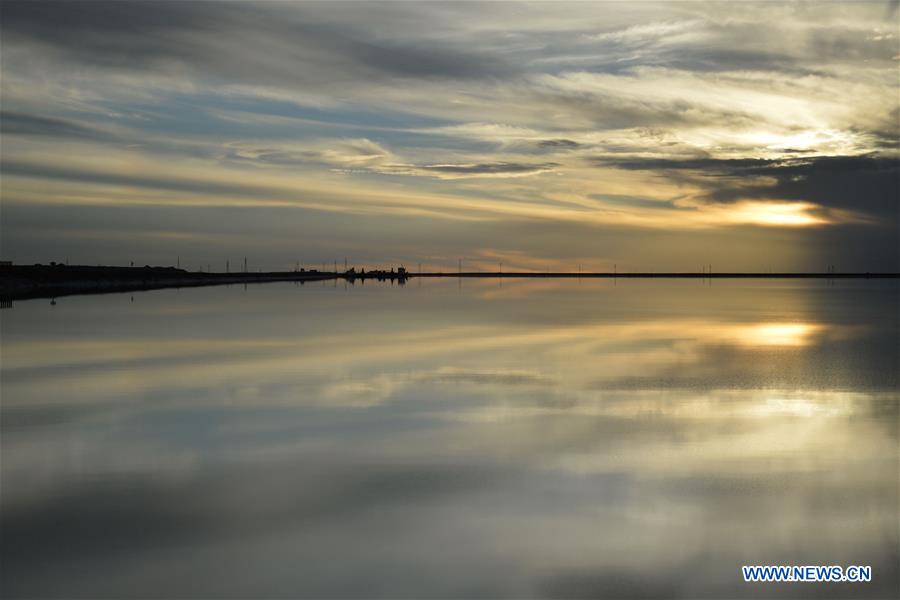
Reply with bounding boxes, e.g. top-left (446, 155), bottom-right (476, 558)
top-left (749, 396), bottom-right (855, 418)
top-left (735, 323), bottom-right (823, 347)
top-left (721, 201), bottom-right (829, 227)
top-left (733, 129), bottom-right (857, 156)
